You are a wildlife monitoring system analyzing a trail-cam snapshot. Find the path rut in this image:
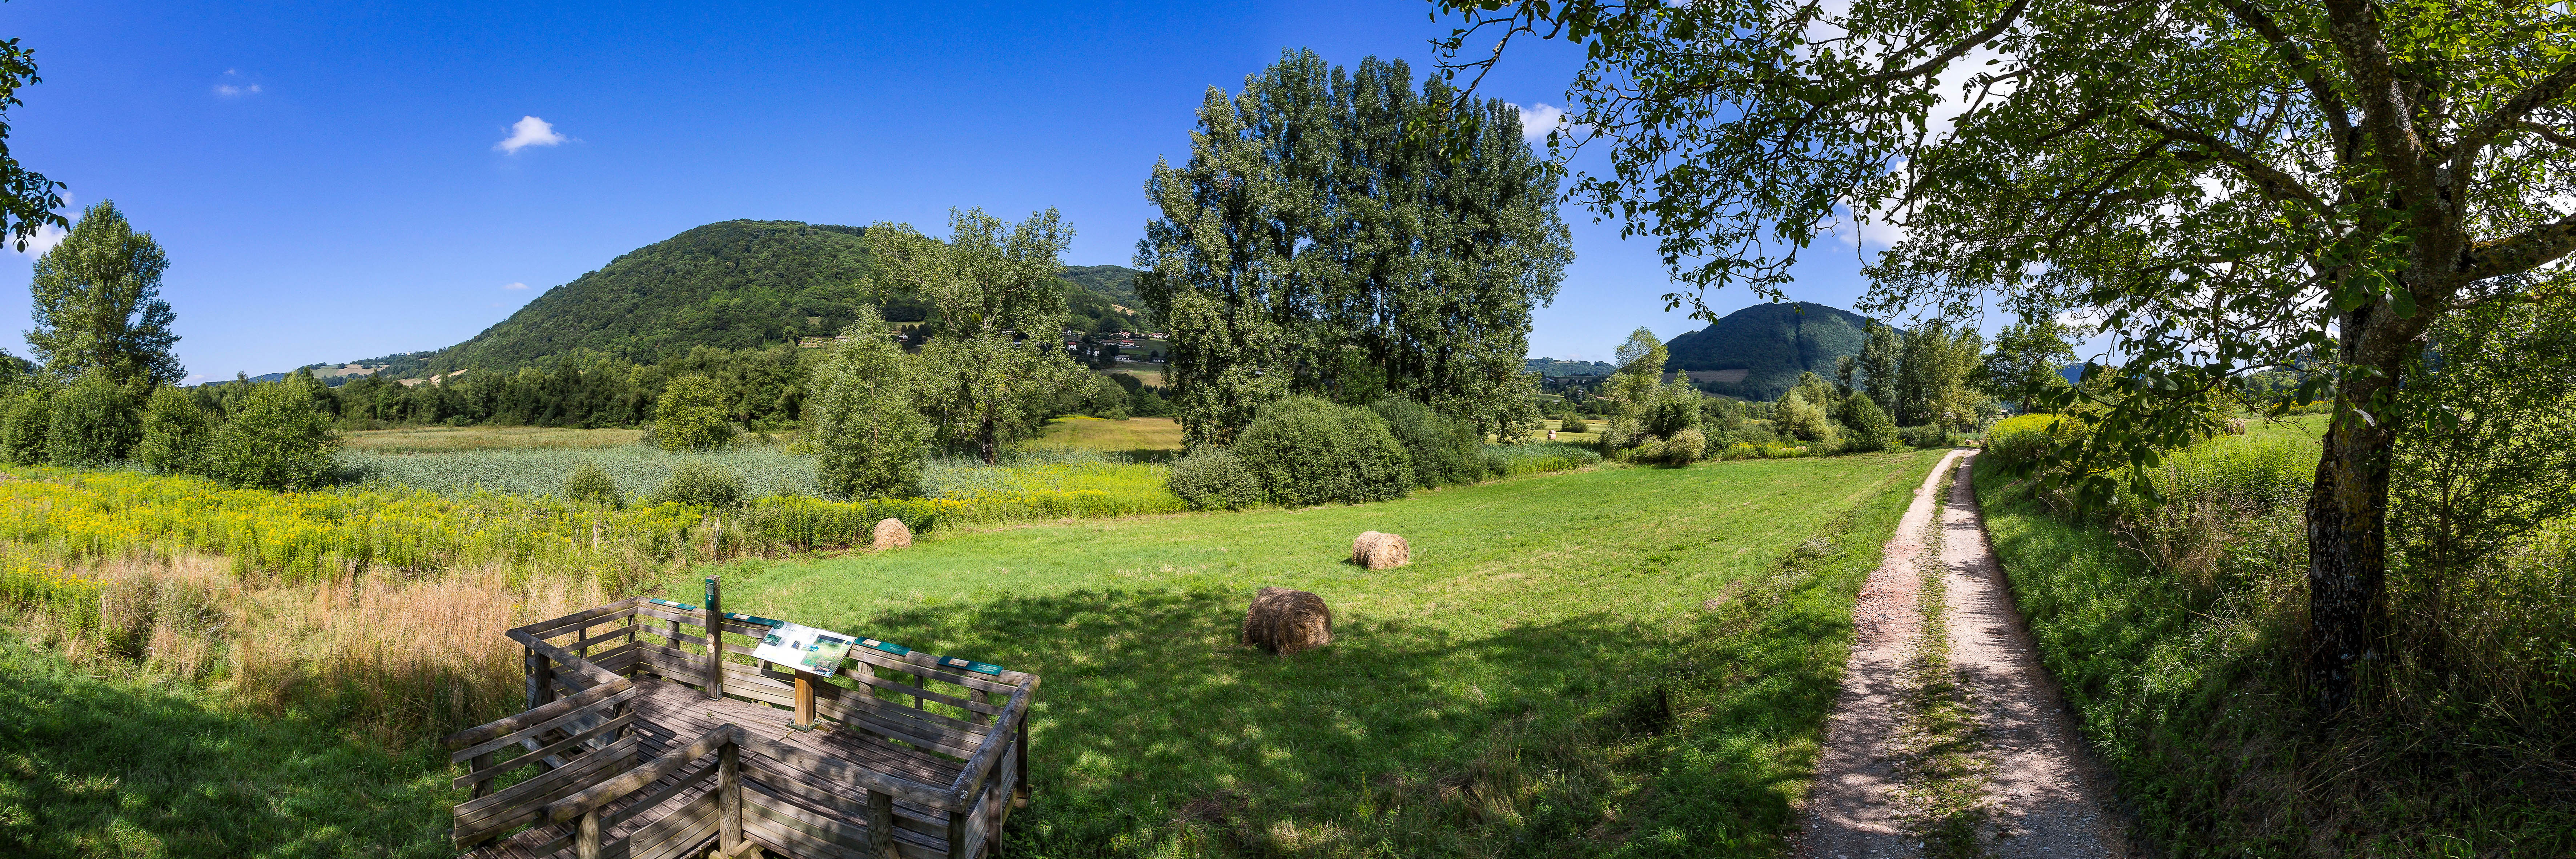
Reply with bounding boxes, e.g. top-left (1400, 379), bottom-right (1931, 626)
top-left (1797, 451), bottom-right (2130, 858)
